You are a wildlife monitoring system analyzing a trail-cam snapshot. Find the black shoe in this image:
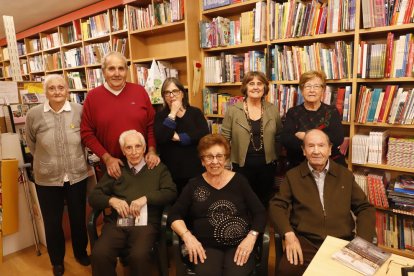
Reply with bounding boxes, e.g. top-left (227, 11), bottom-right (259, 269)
top-left (53, 264), bottom-right (64, 276)
top-left (75, 255), bottom-right (91, 266)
